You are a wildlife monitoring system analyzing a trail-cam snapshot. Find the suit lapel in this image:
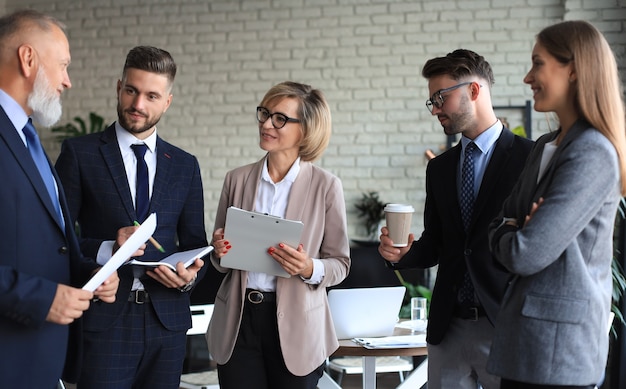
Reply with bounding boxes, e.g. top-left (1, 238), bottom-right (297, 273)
top-left (0, 108), bottom-right (64, 232)
top-left (150, 137), bottom-right (172, 216)
top-left (533, 120), bottom-right (588, 199)
top-left (99, 126), bottom-right (136, 220)
top-left (285, 160), bottom-right (311, 222)
top-left (441, 144), bottom-right (465, 233)
top-left (471, 129), bottom-right (514, 229)
top-left (241, 157), bottom-right (264, 211)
